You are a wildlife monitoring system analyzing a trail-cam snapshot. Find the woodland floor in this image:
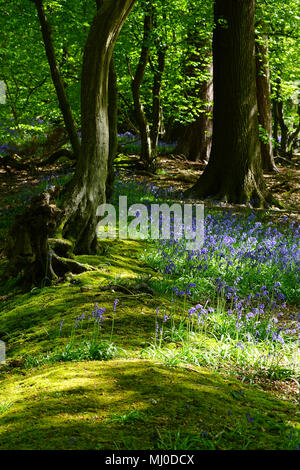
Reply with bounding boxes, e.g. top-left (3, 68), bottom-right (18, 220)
top-left (0, 152), bottom-right (299, 450)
